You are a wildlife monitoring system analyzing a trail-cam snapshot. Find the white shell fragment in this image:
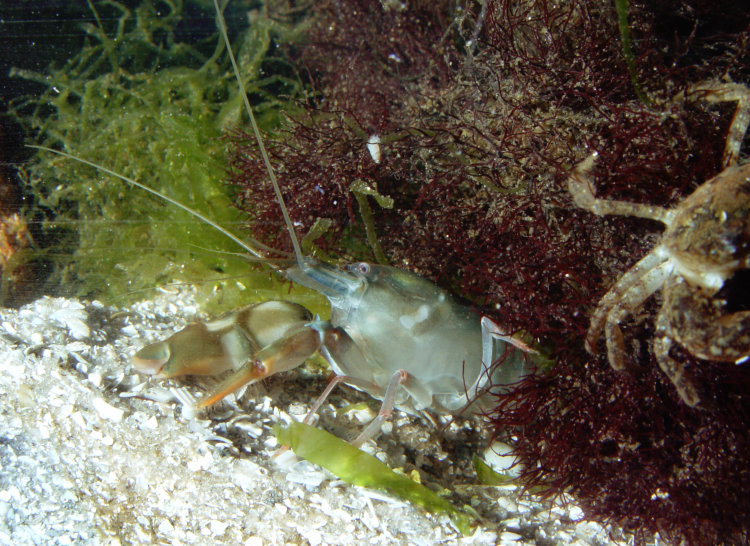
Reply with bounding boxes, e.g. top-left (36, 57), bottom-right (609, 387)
top-left (49, 301), bottom-right (90, 339)
top-left (483, 441), bottom-right (522, 477)
top-left (92, 397), bottom-right (125, 422)
top-left (367, 134), bottom-right (382, 164)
